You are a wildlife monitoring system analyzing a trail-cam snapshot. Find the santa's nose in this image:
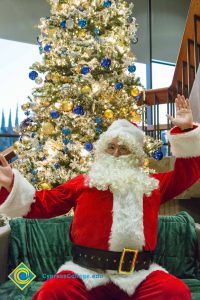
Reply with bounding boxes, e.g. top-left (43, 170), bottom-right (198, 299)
top-left (113, 148), bottom-right (120, 157)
